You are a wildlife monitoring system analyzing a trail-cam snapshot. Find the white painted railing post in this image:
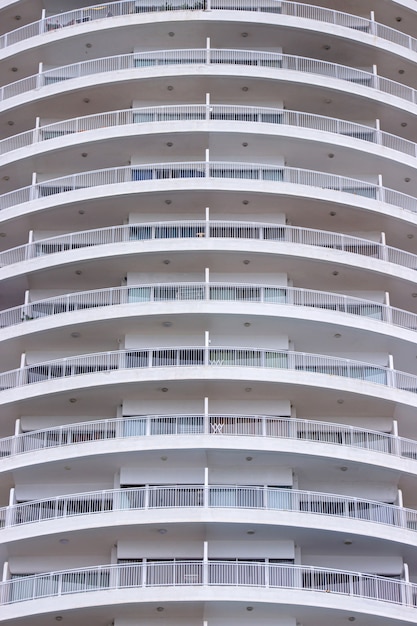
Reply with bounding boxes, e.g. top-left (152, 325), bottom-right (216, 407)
top-left (205, 267), bottom-right (210, 302)
top-left (204, 397), bottom-right (209, 434)
top-left (205, 149), bottom-right (210, 178)
top-left (204, 331), bottom-right (210, 366)
top-left (37, 62), bottom-right (43, 90)
top-left (204, 467), bottom-right (209, 508)
top-left (369, 11), bottom-right (375, 35)
top-left (392, 419), bottom-right (402, 458)
top-left (403, 563), bottom-right (412, 606)
top-left (30, 173), bottom-right (38, 202)
top-left (384, 291), bottom-right (392, 325)
top-left (205, 93), bottom-right (210, 120)
top-left (203, 541), bottom-right (208, 586)
top-left (206, 37), bottom-right (211, 64)
top-left (377, 174), bottom-right (384, 205)
top-left (388, 354), bottom-right (396, 388)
